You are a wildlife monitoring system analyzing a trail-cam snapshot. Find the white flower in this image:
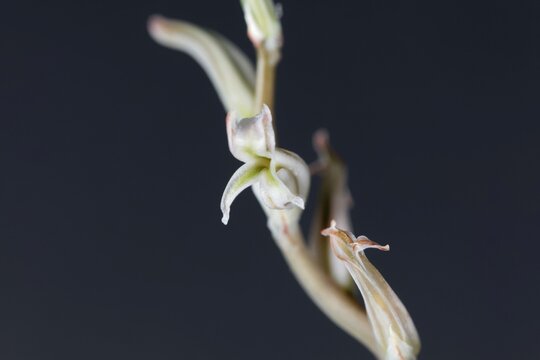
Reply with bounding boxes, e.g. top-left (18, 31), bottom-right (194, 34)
top-left (221, 105), bottom-right (309, 224)
top-left (148, 15), bottom-right (256, 117)
top-left (321, 221), bottom-right (421, 360)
